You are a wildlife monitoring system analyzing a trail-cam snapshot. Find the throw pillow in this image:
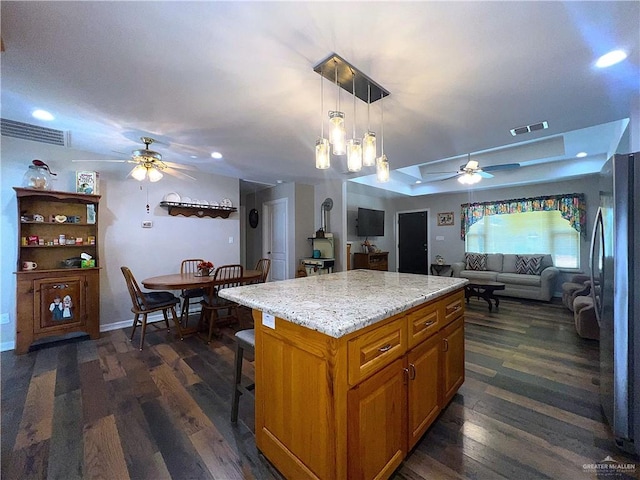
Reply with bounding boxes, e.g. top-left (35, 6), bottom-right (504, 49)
top-left (515, 255), bottom-right (544, 275)
top-left (465, 252), bottom-right (487, 271)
